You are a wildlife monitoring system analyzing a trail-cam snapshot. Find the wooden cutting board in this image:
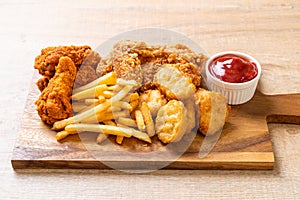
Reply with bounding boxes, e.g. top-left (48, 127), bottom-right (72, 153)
top-left (11, 73), bottom-right (300, 170)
